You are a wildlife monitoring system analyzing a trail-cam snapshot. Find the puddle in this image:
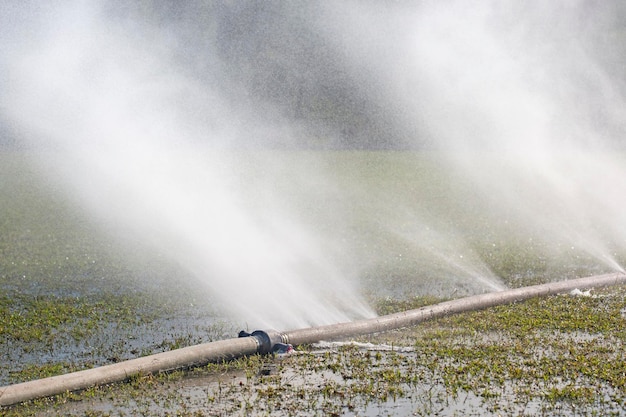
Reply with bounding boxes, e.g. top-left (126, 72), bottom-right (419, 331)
top-left (42, 339), bottom-right (625, 416)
